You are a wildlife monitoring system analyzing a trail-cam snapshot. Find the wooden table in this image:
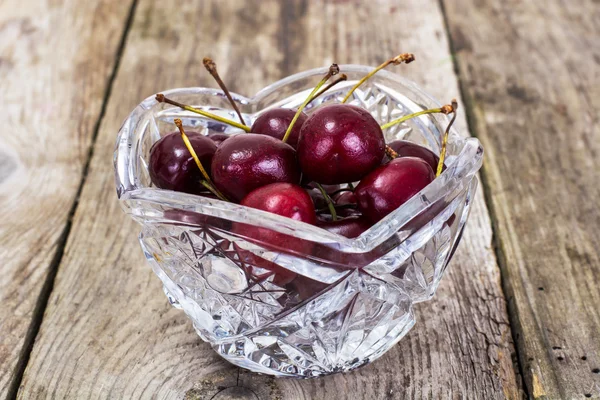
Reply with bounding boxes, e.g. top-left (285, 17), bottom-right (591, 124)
top-left (1, 0), bottom-right (598, 398)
